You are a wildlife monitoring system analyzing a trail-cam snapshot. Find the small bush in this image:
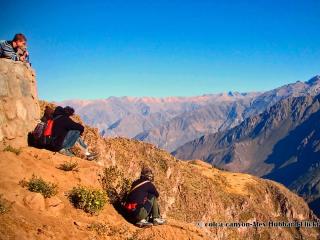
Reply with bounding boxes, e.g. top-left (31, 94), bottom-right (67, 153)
top-left (0, 194), bottom-right (12, 214)
top-left (99, 166), bottom-right (131, 204)
top-left (20, 175), bottom-right (58, 198)
top-left (3, 145), bottom-right (21, 155)
top-left (57, 161), bottom-right (78, 171)
top-left (69, 186), bottom-right (107, 214)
